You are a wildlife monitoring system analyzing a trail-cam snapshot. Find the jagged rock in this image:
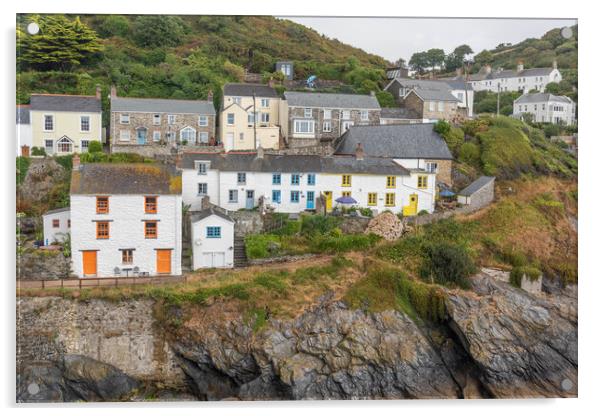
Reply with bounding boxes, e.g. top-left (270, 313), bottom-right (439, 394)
top-left (17, 362), bottom-right (71, 402)
top-left (445, 273), bottom-right (578, 398)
